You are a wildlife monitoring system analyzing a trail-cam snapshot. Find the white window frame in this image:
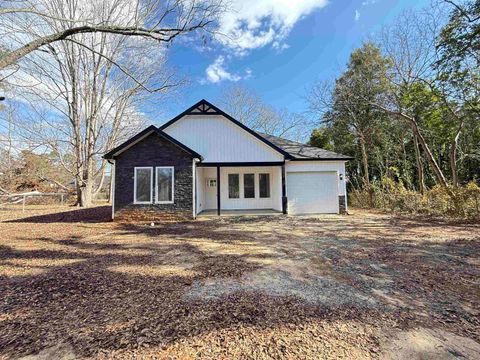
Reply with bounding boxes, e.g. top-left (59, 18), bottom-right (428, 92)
top-left (134, 167), bottom-right (153, 204)
top-left (259, 173), bottom-right (271, 199)
top-left (228, 173), bottom-right (240, 199)
top-left (243, 173), bottom-right (255, 199)
top-left (207, 178), bottom-right (217, 187)
top-left (155, 166), bottom-right (174, 204)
